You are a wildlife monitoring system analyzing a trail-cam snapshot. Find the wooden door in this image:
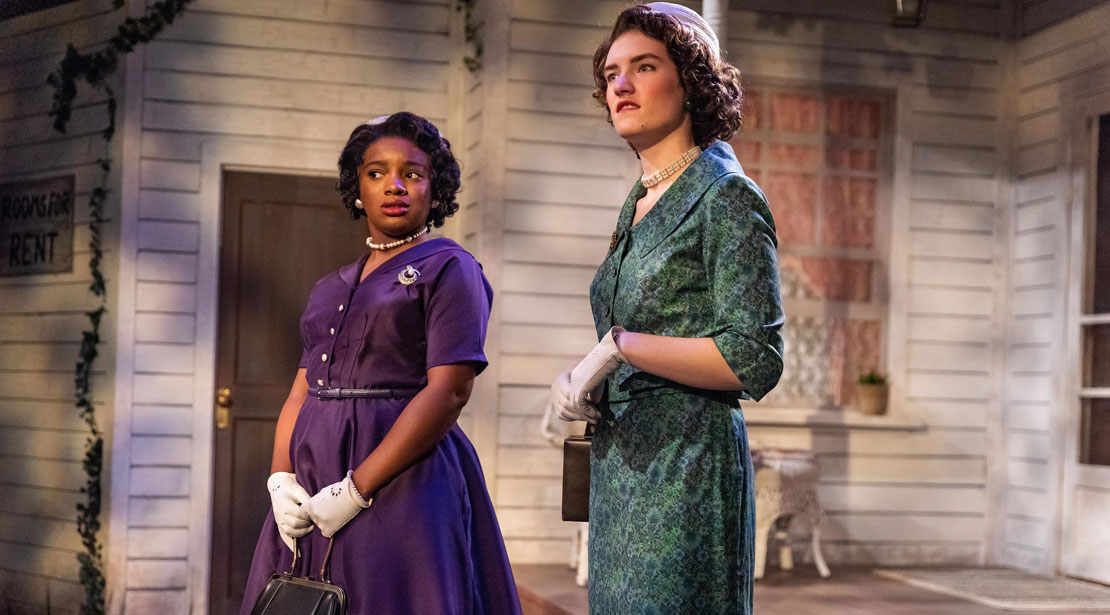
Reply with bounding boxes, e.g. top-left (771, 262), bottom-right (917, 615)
top-left (209, 171), bottom-right (366, 614)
